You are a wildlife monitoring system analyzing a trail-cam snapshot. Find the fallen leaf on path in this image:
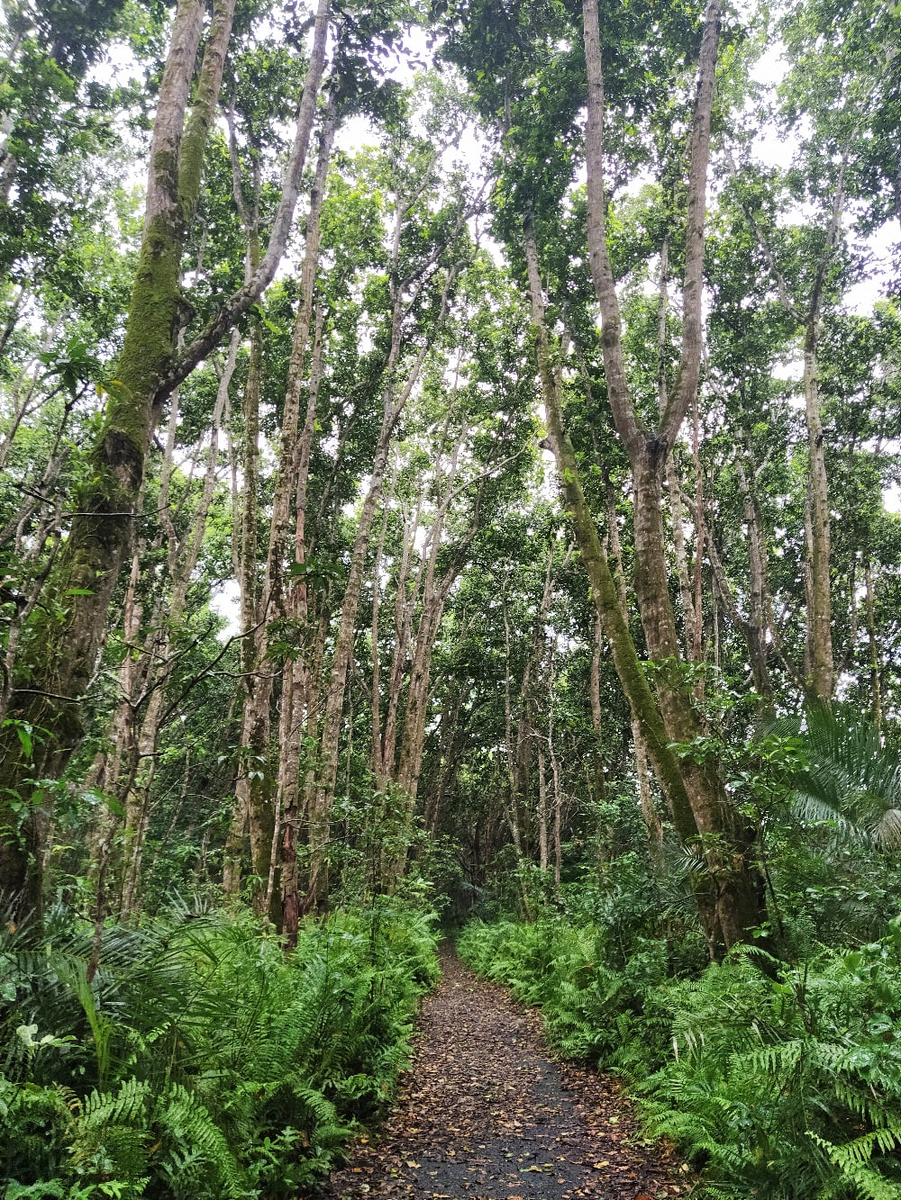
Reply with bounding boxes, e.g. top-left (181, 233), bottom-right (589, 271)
top-left (318, 947), bottom-right (690, 1200)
